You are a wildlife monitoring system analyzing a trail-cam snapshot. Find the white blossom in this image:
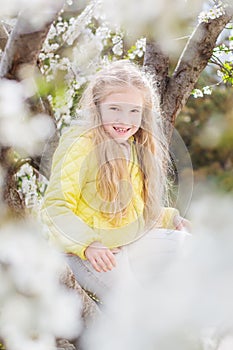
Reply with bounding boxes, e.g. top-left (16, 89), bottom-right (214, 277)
top-left (61, 2), bottom-right (96, 46)
top-left (216, 70), bottom-right (224, 81)
top-left (128, 52), bottom-right (136, 60)
top-left (112, 41), bottom-right (123, 56)
top-left (203, 86), bottom-right (212, 95)
top-left (0, 221), bottom-right (82, 350)
top-left (0, 0), bottom-right (66, 30)
top-left (0, 79), bottom-right (26, 119)
top-left (192, 88), bottom-right (203, 98)
top-left (198, 3), bottom-right (225, 23)
top-left (127, 37), bottom-right (146, 59)
top-left (136, 37), bottom-right (146, 50)
top-left (96, 25), bottom-right (111, 39)
top-left (0, 80), bottom-right (54, 154)
top-left (17, 163), bottom-right (34, 178)
top-left (112, 34), bottom-right (122, 44)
